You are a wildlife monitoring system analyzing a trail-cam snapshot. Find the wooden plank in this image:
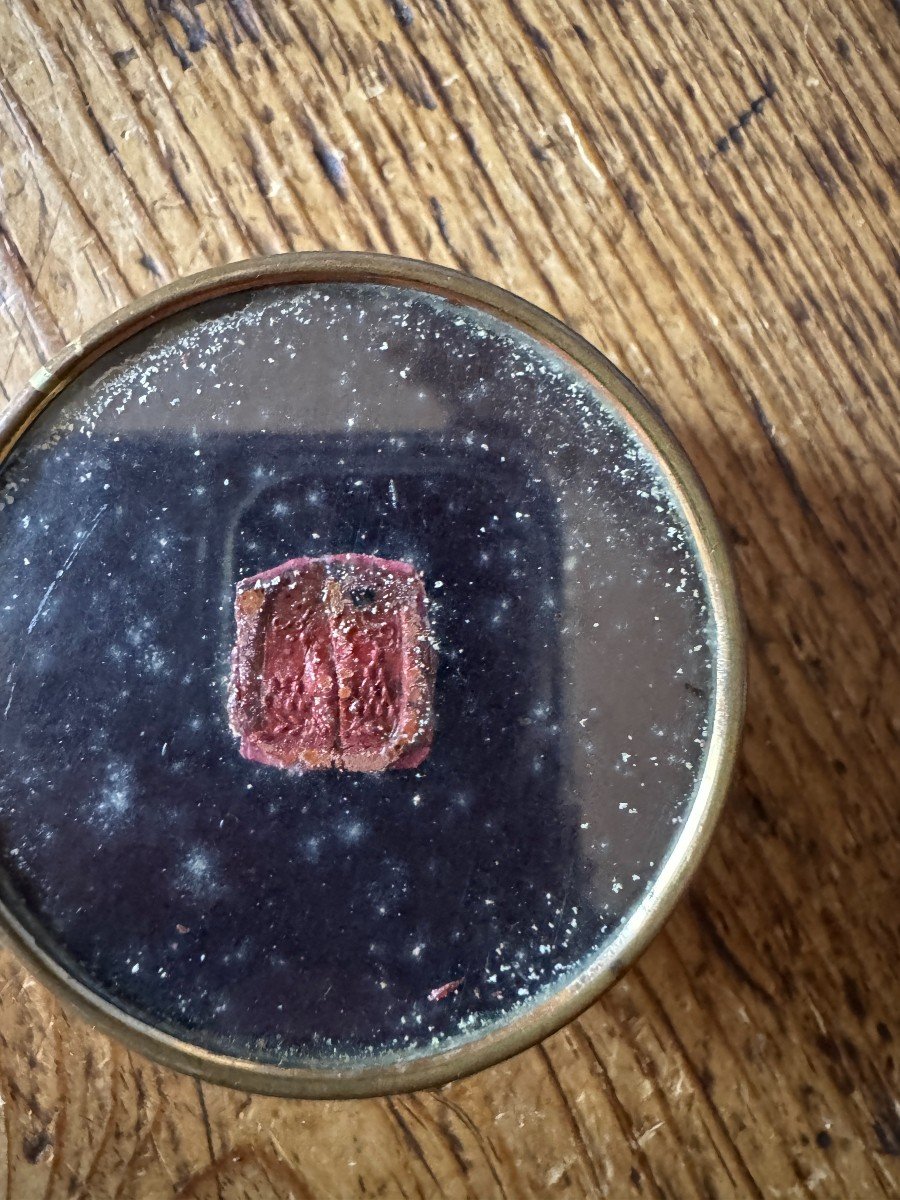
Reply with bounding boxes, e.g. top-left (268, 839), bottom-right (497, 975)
top-left (0, 0), bottom-right (897, 1195)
